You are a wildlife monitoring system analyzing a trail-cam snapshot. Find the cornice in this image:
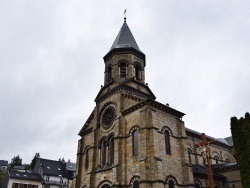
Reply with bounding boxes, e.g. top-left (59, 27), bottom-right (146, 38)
top-left (122, 98), bottom-right (185, 119)
top-left (103, 48), bottom-right (146, 66)
top-left (95, 83), bottom-right (155, 103)
top-left (185, 128), bottom-right (233, 149)
top-left (78, 109), bottom-right (95, 136)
